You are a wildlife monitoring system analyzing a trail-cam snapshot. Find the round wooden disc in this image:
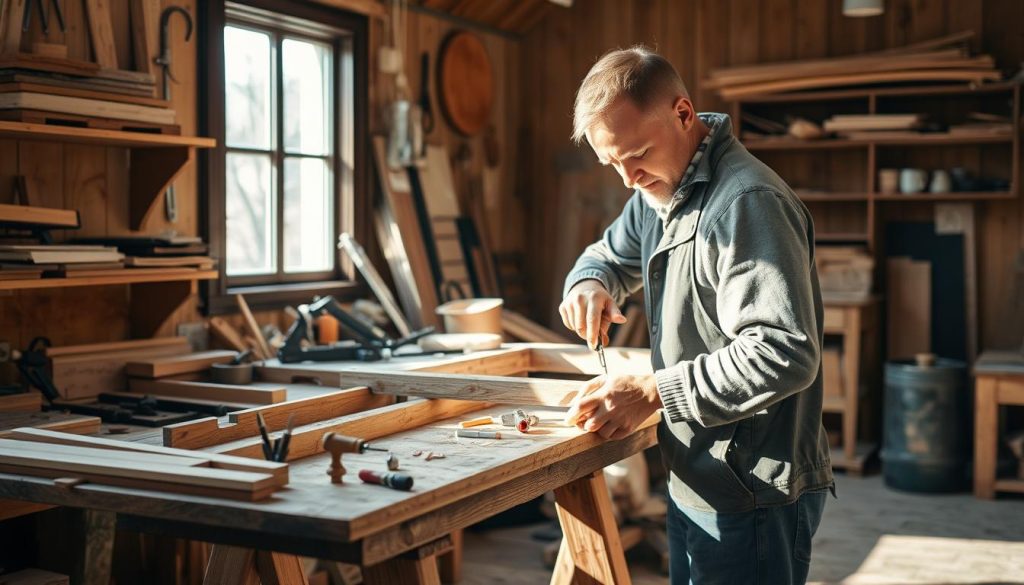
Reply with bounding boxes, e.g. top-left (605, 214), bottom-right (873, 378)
top-left (438, 31), bottom-right (494, 136)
